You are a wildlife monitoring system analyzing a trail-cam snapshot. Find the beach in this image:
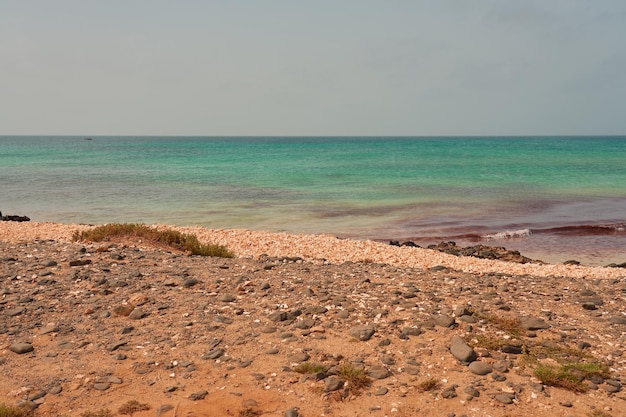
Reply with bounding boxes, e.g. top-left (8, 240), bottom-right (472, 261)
top-left (1, 221), bottom-right (625, 416)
